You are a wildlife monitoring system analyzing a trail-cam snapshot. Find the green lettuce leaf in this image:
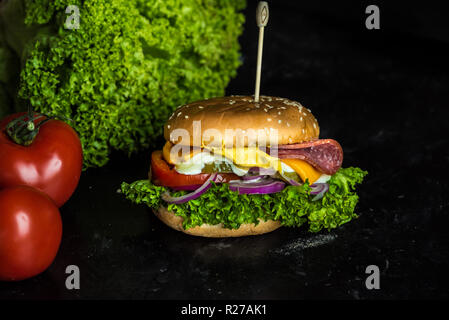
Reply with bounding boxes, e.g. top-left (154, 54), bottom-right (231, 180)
top-left (121, 167), bottom-right (368, 232)
top-left (1, 0), bottom-right (246, 168)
